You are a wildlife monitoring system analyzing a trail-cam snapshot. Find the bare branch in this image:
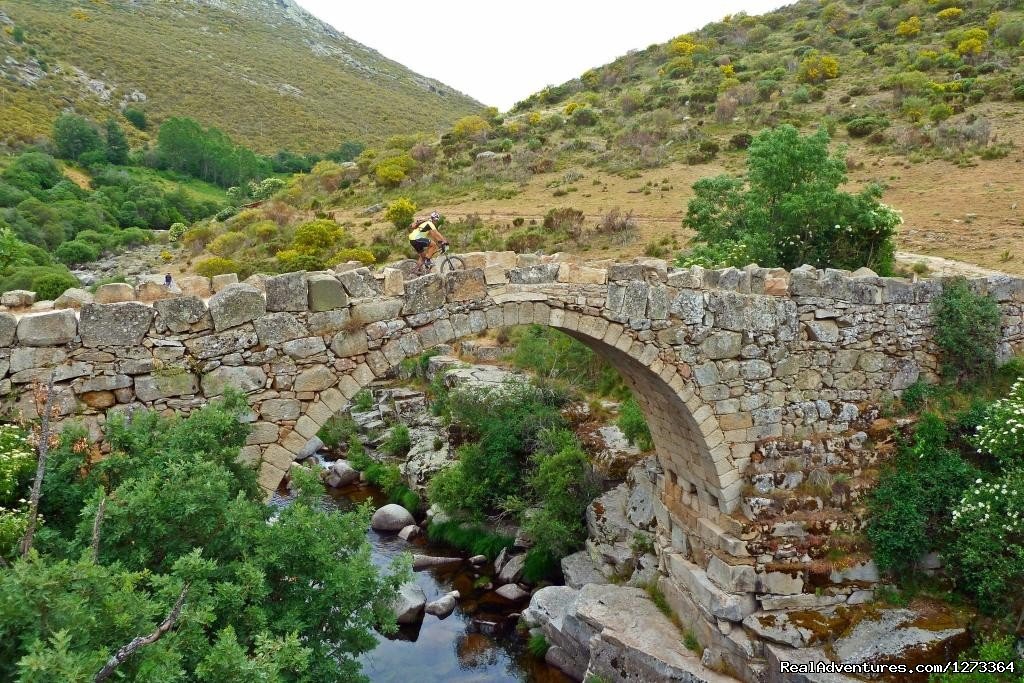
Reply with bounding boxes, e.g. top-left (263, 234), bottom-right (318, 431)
top-left (20, 373), bottom-right (56, 558)
top-left (94, 583), bottom-right (190, 682)
top-left (90, 494), bottom-right (107, 563)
